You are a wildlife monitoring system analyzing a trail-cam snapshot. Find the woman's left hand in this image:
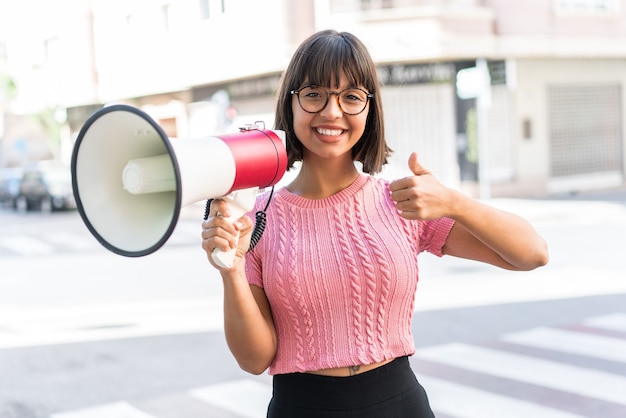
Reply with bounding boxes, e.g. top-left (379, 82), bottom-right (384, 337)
top-left (389, 152), bottom-right (453, 220)
top-left (389, 151), bottom-right (549, 271)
